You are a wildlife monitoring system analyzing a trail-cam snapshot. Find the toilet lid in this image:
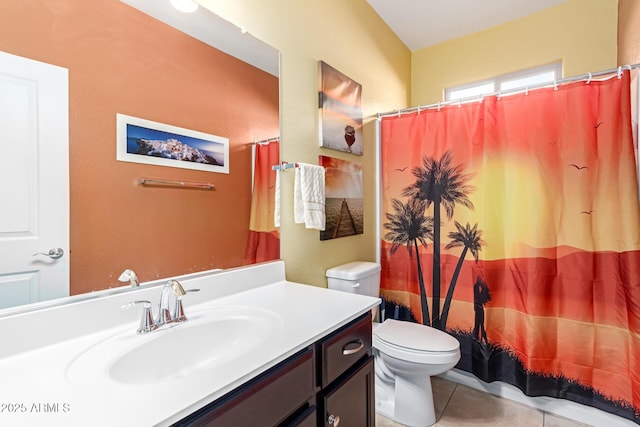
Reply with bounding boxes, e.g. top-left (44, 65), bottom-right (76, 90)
top-left (374, 319), bottom-right (459, 352)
